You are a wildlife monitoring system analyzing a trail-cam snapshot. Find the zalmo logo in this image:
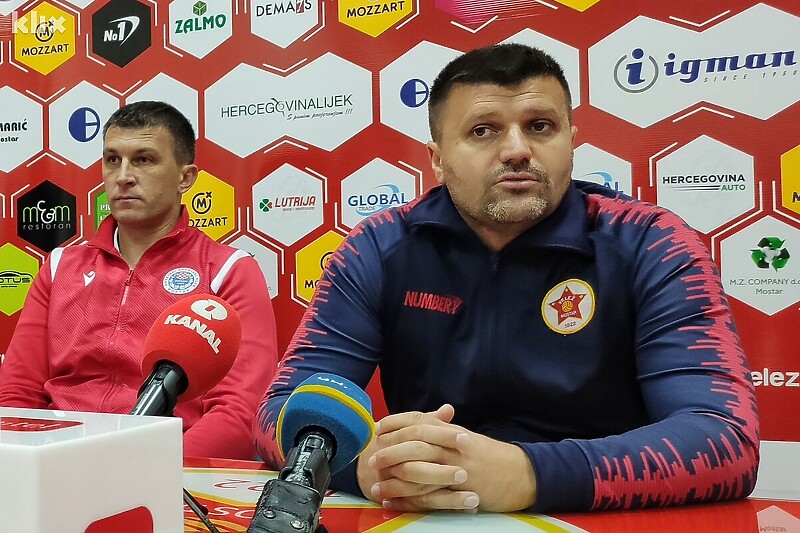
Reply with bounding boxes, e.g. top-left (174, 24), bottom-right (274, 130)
top-left (8, 10), bottom-right (67, 35)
